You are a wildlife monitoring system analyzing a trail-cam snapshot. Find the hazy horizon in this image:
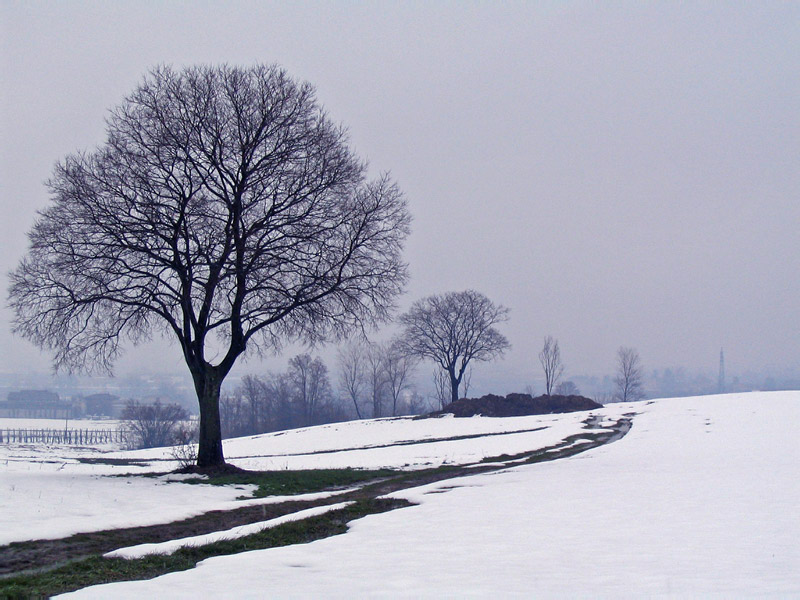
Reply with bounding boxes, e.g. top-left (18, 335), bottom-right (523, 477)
top-left (2, 2), bottom-right (798, 388)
